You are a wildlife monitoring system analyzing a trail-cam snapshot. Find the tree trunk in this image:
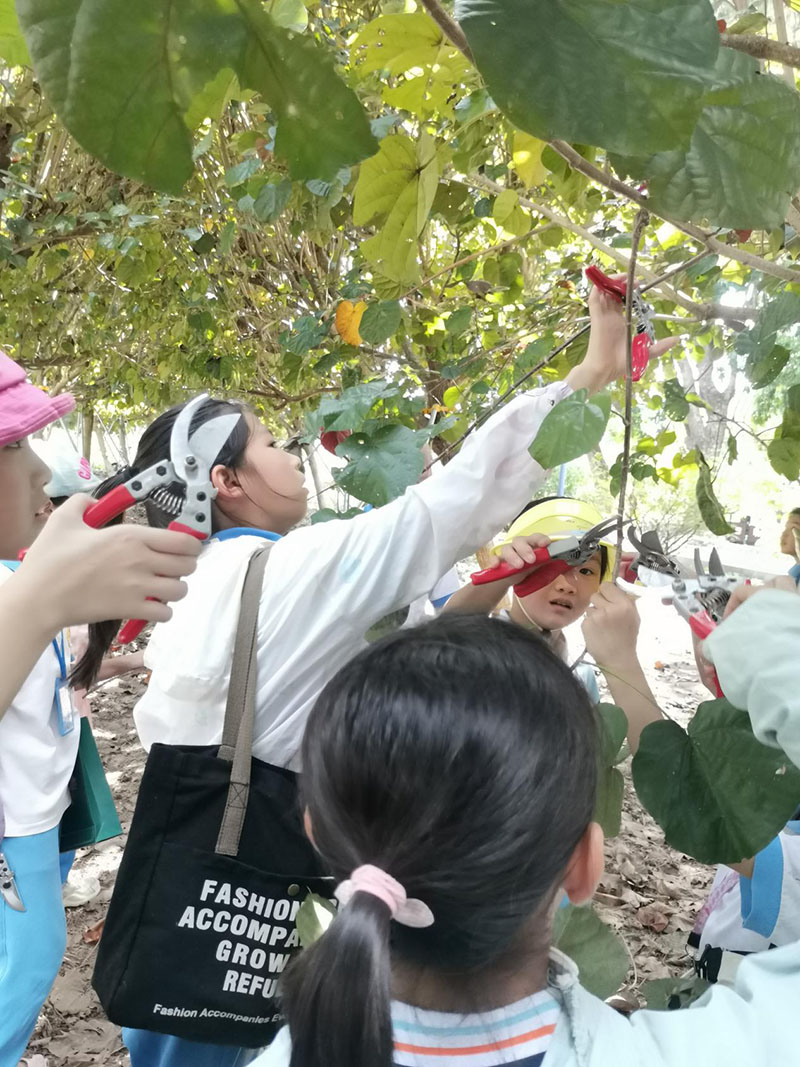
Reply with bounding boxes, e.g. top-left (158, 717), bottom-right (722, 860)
top-left (673, 347), bottom-right (736, 464)
top-left (81, 404), bottom-right (94, 463)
